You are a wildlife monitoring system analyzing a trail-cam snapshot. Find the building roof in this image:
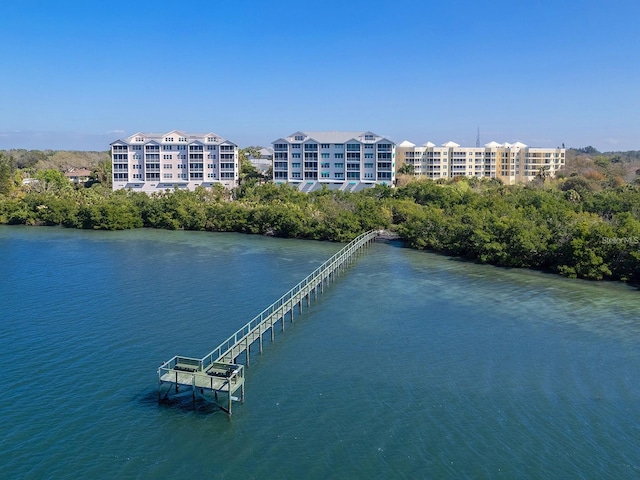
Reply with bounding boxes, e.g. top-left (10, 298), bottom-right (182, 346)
top-left (280, 131), bottom-right (395, 144)
top-left (399, 140), bottom-right (542, 150)
top-left (112, 131), bottom-right (235, 146)
top-left (64, 168), bottom-right (92, 177)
